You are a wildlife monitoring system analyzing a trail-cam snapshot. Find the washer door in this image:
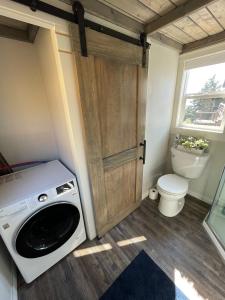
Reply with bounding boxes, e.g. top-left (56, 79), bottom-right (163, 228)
top-left (16, 202), bottom-right (80, 258)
